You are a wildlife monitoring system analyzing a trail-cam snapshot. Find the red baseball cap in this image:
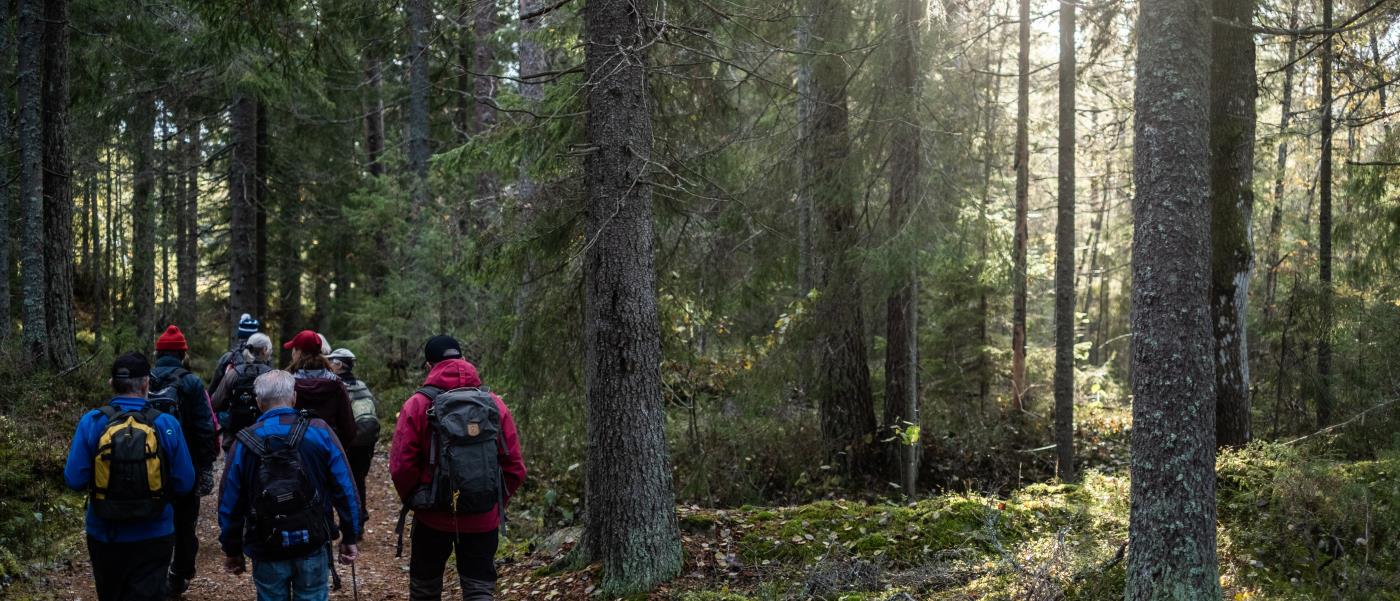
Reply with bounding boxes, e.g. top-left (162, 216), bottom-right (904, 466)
top-left (283, 330), bottom-right (323, 353)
